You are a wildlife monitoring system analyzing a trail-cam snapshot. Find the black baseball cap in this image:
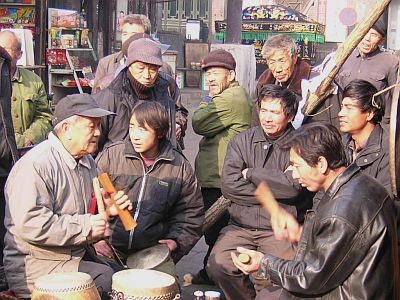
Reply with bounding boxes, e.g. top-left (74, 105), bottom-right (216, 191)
top-left (52, 93), bottom-right (115, 126)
